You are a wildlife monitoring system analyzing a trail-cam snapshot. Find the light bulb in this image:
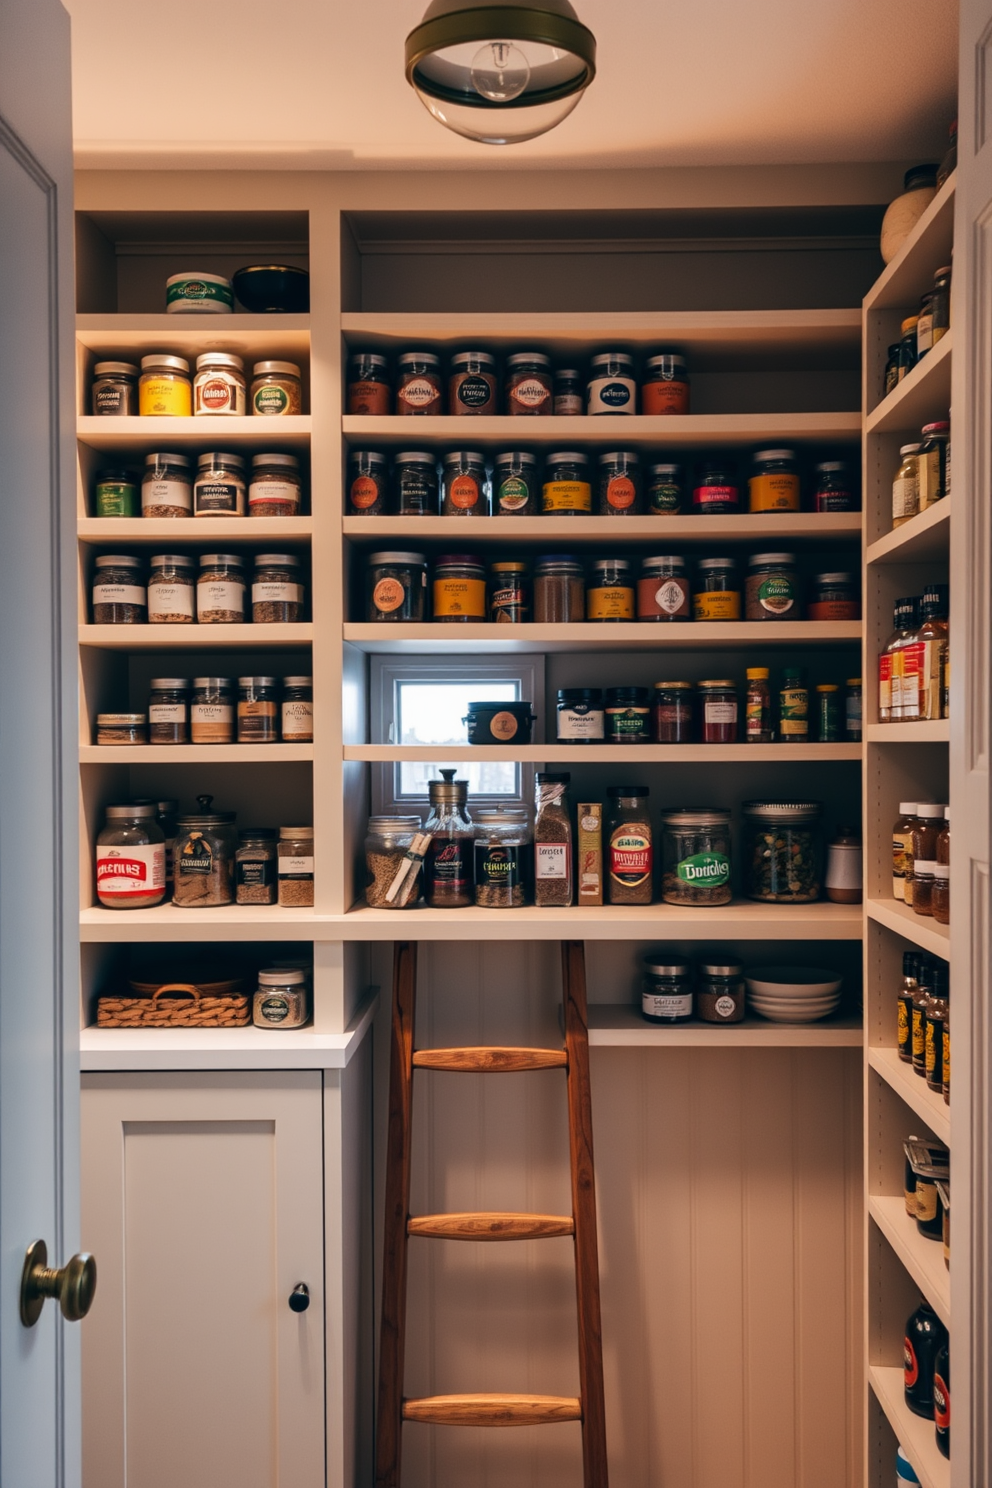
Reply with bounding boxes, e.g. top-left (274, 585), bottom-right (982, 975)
top-left (470, 40), bottom-right (531, 102)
